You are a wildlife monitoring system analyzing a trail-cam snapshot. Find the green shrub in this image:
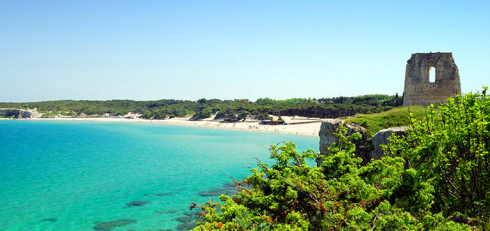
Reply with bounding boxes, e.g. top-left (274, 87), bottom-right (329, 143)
top-left (386, 87), bottom-right (490, 222)
top-left (194, 88), bottom-right (490, 230)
